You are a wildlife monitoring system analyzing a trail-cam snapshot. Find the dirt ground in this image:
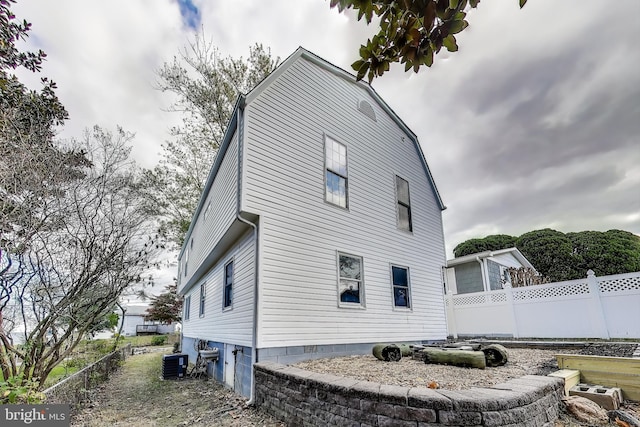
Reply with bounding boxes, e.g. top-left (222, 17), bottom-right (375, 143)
top-left (71, 345), bottom-right (638, 427)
